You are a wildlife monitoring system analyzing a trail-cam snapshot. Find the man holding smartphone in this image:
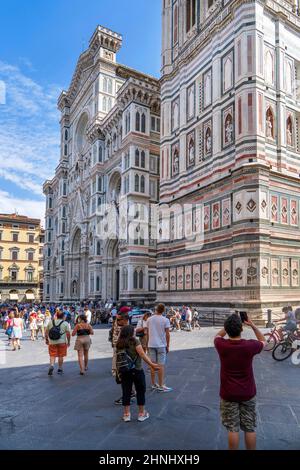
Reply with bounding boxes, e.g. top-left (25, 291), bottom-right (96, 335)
top-left (214, 313), bottom-right (266, 450)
